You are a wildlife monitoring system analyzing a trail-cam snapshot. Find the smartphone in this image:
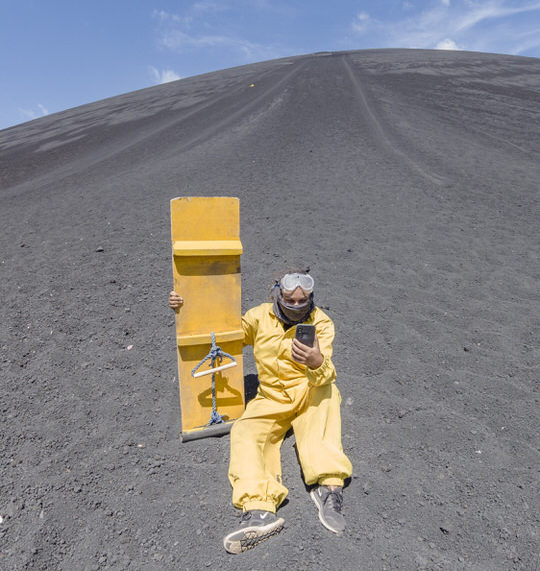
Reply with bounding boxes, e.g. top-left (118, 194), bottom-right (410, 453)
top-left (295, 324), bottom-right (315, 347)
